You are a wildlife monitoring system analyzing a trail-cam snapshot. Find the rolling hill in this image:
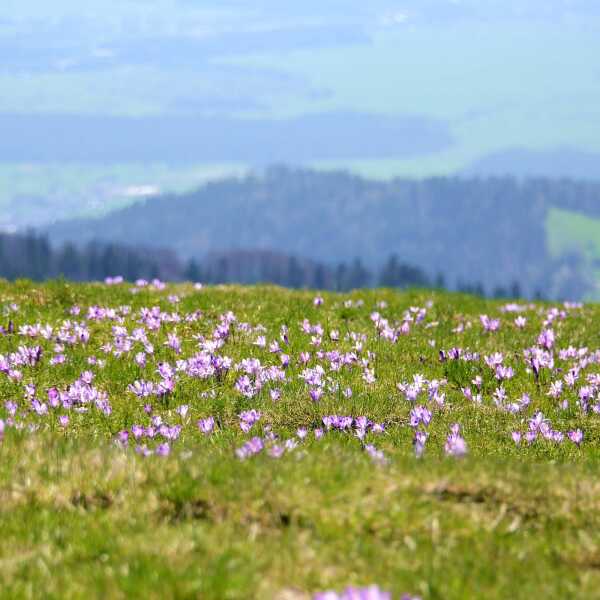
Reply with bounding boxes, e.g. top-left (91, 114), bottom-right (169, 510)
top-left (47, 167), bottom-right (600, 299)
